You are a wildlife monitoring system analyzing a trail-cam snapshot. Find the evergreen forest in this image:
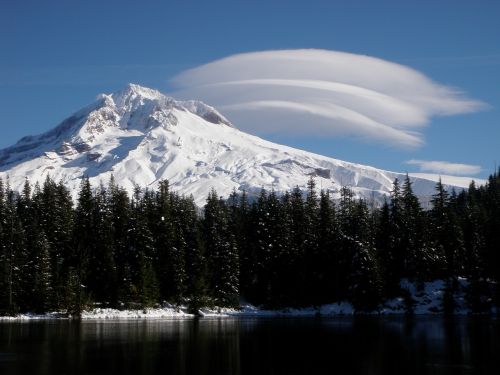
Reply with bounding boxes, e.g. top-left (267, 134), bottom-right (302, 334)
top-left (1, 169), bottom-right (499, 316)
